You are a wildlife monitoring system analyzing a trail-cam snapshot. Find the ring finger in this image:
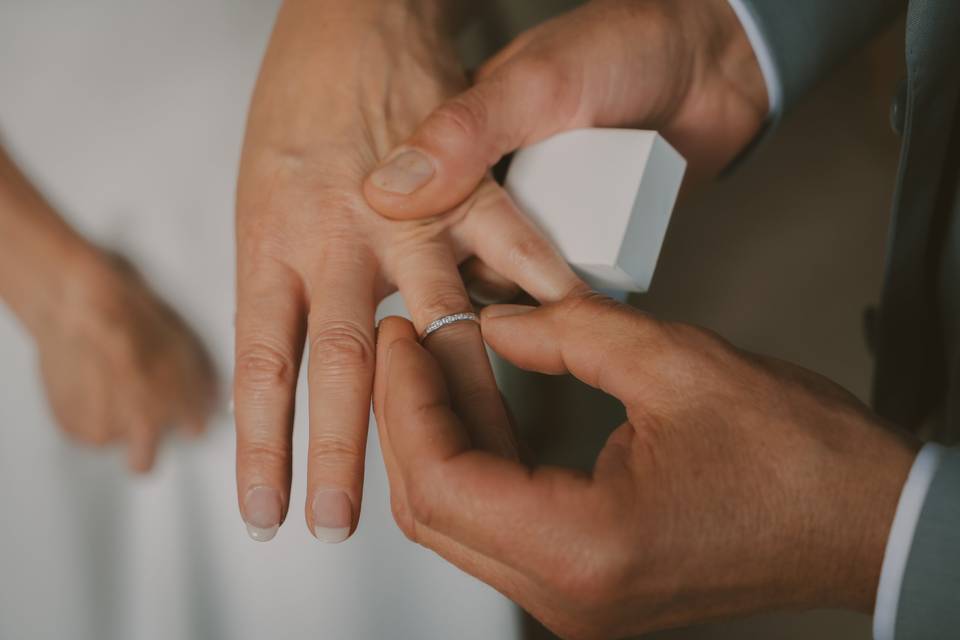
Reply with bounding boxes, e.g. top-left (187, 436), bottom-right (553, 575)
top-left (390, 237), bottom-right (517, 458)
